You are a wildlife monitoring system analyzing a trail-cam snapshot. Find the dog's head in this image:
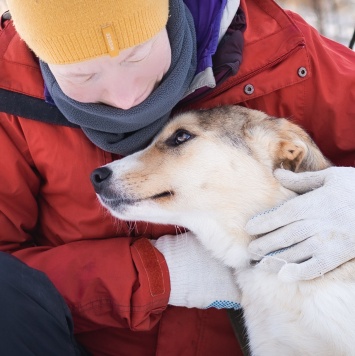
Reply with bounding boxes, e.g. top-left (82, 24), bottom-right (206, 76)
top-left (91, 106), bottom-right (331, 230)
